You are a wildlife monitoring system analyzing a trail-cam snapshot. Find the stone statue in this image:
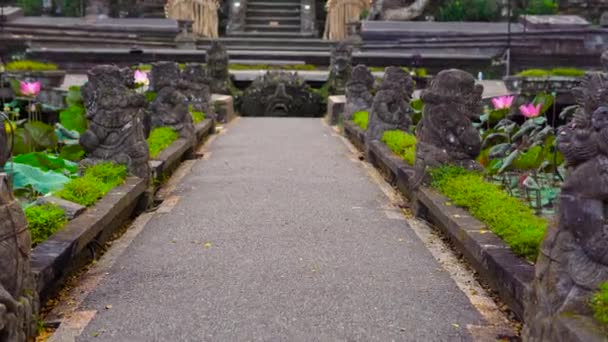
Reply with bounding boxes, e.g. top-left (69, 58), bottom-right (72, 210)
top-left (240, 71), bottom-right (323, 117)
top-left (0, 172), bottom-right (38, 342)
top-left (206, 41), bottom-right (232, 95)
top-left (368, 0), bottom-right (431, 21)
top-left (523, 69), bottom-right (608, 341)
top-left (344, 64), bottom-right (375, 121)
top-left (149, 62), bottom-right (195, 141)
top-left (80, 65), bottom-right (151, 180)
top-left (366, 66), bottom-right (414, 145)
top-left (414, 69), bottom-right (483, 180)
top-left (327, 41), bottom-right (353, 95)
top-left (181, 63), bottom-right (213, 120)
